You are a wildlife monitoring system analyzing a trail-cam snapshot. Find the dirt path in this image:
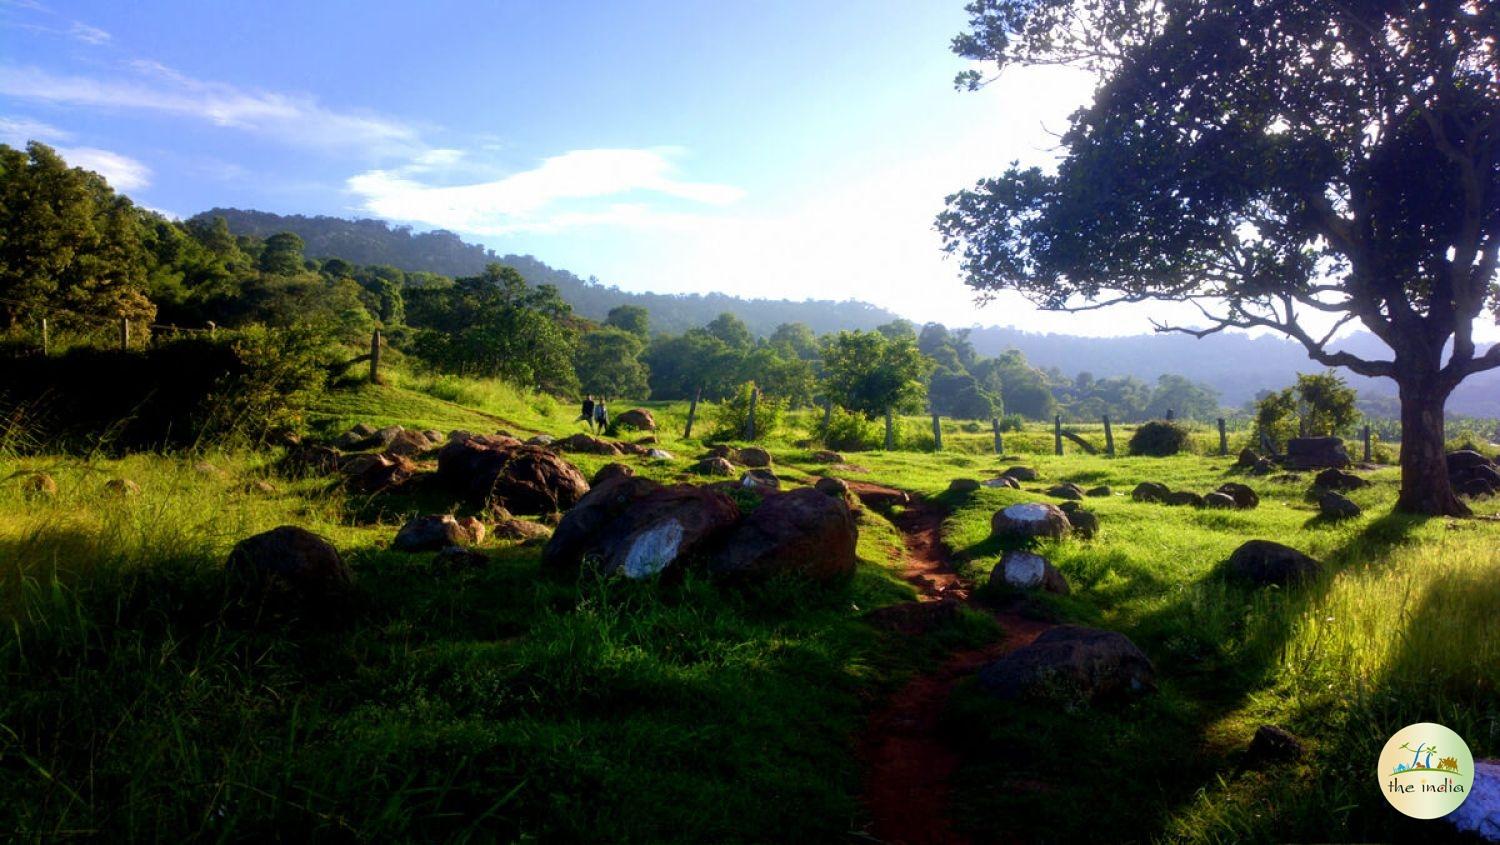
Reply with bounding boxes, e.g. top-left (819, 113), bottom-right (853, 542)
top-left (849, 483), bottom-right (1050, 845)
